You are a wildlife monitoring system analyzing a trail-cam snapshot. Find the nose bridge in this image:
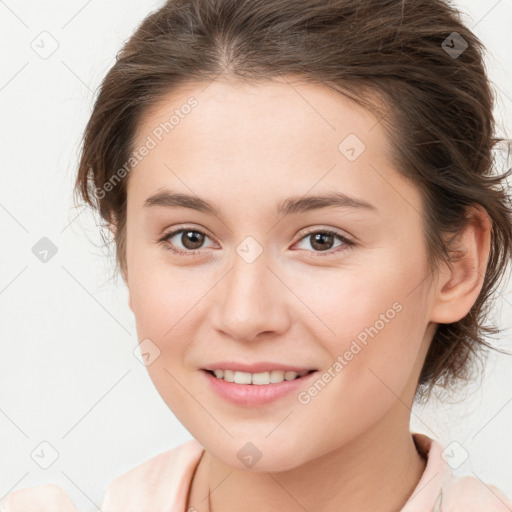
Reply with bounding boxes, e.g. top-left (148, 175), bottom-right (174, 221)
top-left (212, 238), bottom-right (288, 340)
